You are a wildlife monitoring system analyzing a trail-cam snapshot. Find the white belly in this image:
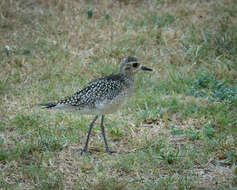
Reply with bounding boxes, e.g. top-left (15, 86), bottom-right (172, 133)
top-left (81, 87), bottom-right (133, 115)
